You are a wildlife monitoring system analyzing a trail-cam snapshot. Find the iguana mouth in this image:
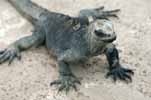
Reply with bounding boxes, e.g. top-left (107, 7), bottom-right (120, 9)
top-left (94, 29), bottom-right (116, 42)
top-left (95, 30), bottom-right (111, 37)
